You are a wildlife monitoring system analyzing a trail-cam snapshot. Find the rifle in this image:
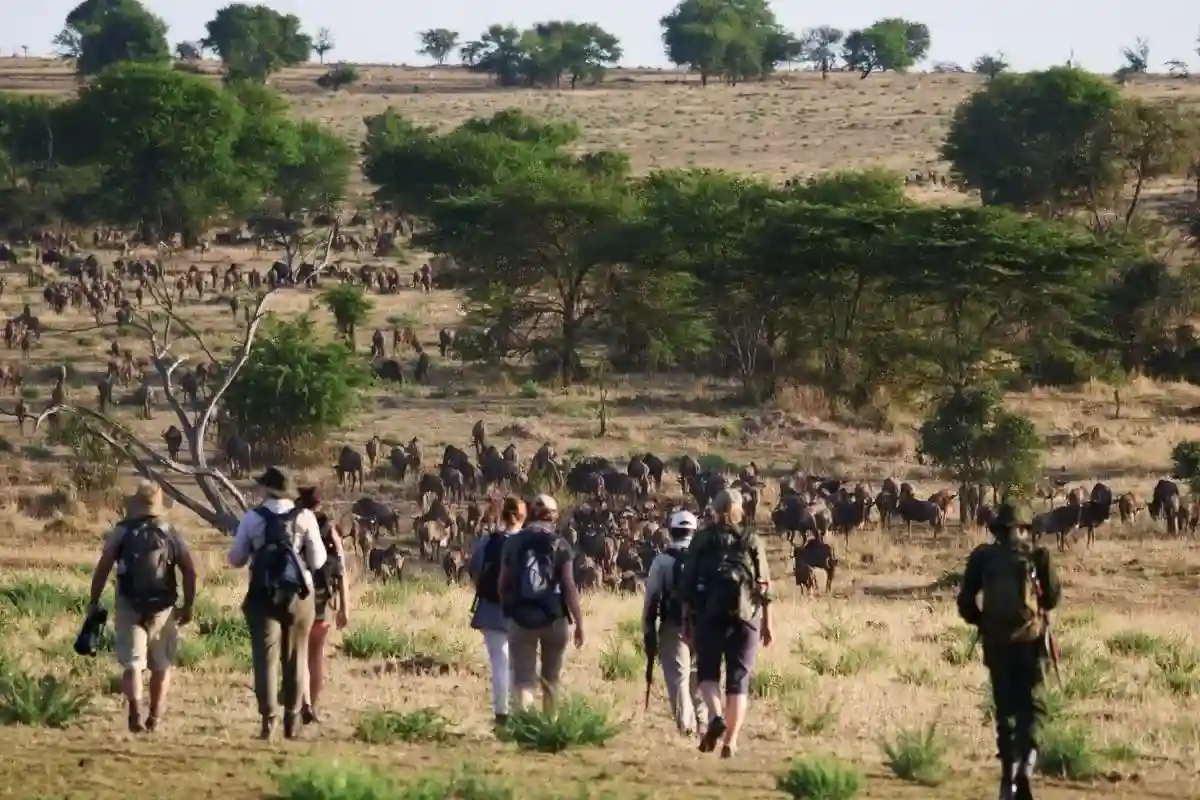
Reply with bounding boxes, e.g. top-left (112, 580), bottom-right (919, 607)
top-left (643, 623), bottom-right (658, 711)
top-left (1042, 616), bottom-right (1062, 686)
